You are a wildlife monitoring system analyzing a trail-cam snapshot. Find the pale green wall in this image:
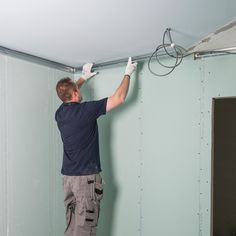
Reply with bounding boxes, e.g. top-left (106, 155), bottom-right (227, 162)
top-left (0, 54), bottom-right (71, 236)
top-left (0, 53), bottom-right (236, 236)
top-left (85, 58), bottom-right (201, 236)
top-left (78, 55), bottom-right (236, 236)
top-left (198, 56), bottom-right (236, 236)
